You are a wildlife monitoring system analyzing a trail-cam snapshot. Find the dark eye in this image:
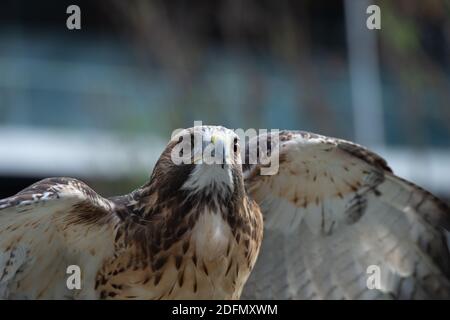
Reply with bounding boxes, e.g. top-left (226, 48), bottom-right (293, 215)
top-left (233, 138), bottom-right (238, 153)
